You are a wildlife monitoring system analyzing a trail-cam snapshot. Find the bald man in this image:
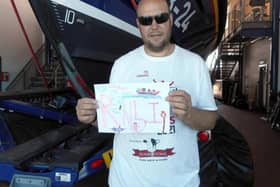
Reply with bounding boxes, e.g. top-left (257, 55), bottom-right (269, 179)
top-left (76, 0), bottom-right (217, 186)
